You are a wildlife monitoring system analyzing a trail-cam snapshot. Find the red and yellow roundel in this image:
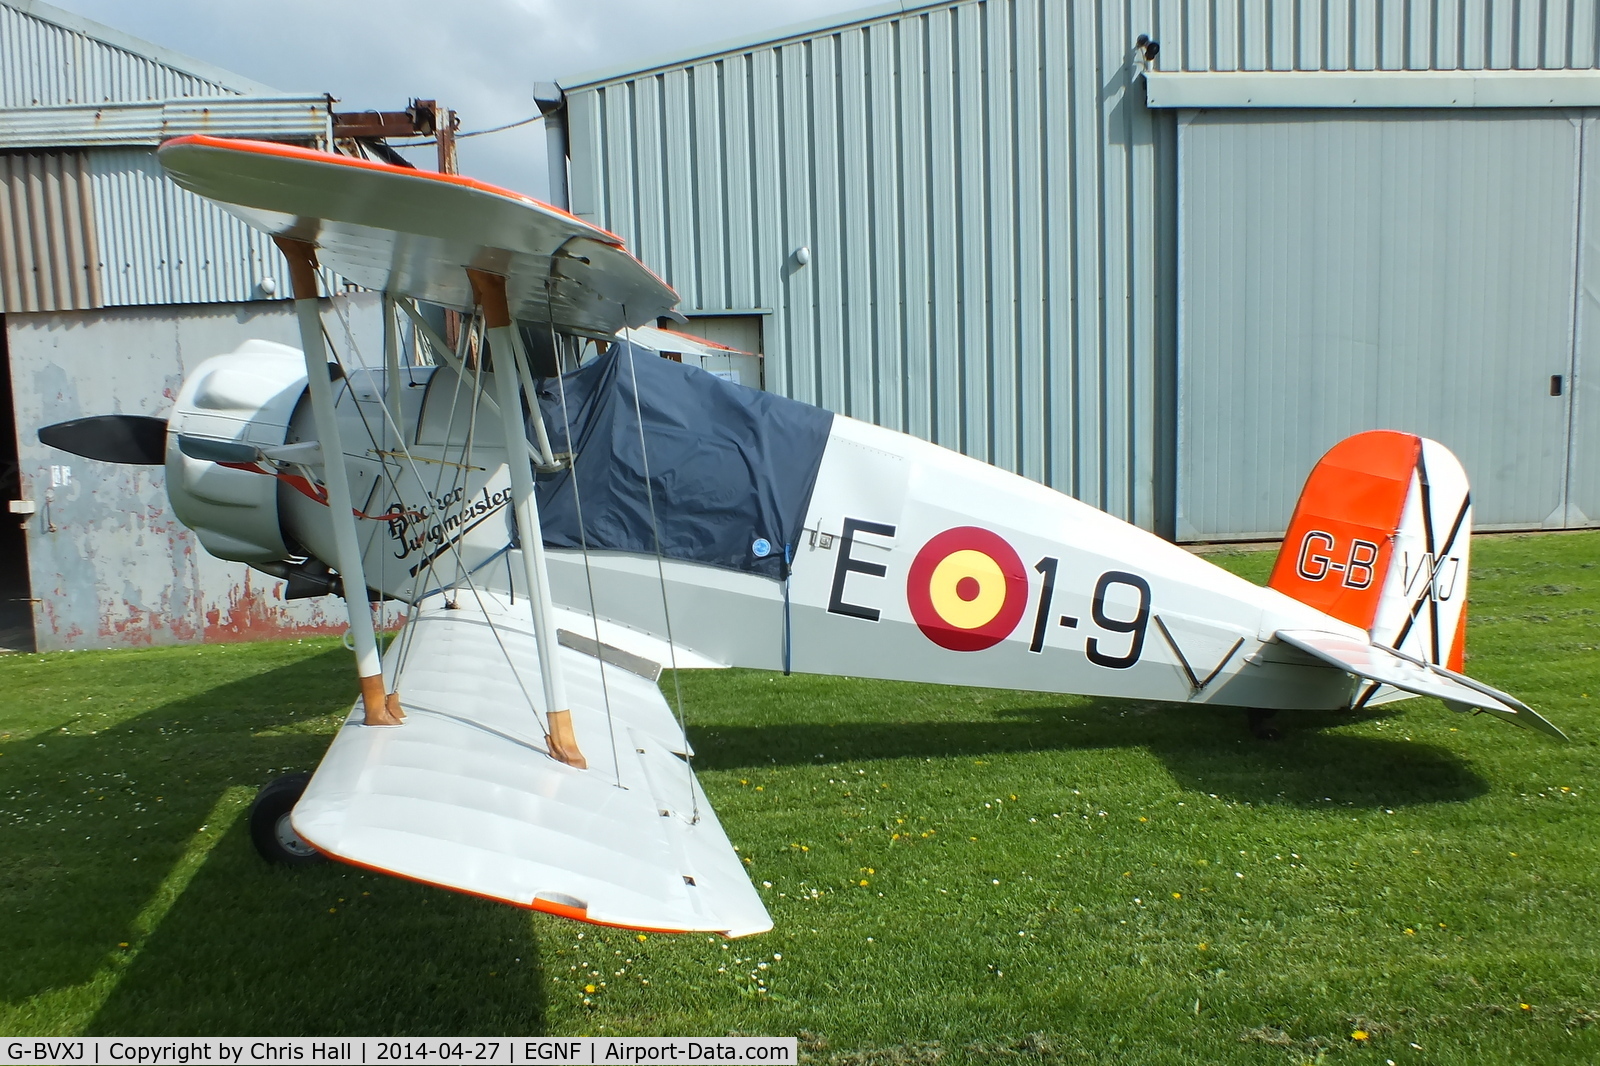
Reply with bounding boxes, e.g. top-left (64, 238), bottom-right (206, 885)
top-left (906, 527), bottom-right (1028, 651)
